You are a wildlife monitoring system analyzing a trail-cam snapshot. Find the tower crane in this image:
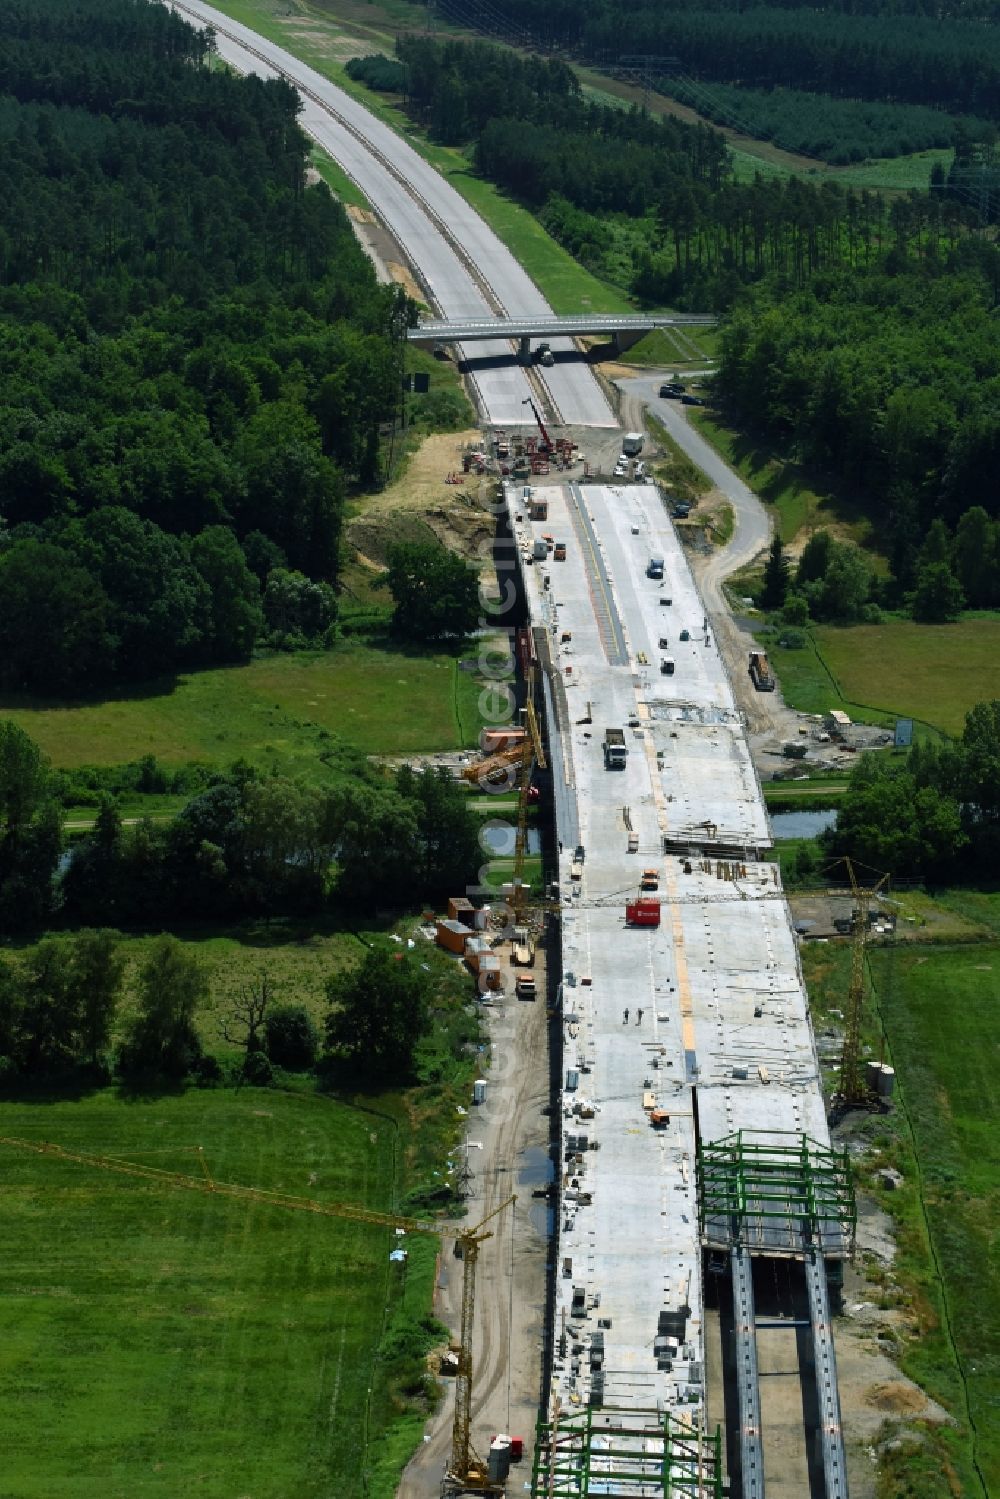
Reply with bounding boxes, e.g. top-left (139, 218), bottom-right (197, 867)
top-left (832, 857), bottom-right (891, 1109)
top-left (462, 667), bottom-right (546, 926)
top-left (450, 1195), bottom-right (517, 1491)
top-left (0, 1135), bottom-right (515, 1495)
